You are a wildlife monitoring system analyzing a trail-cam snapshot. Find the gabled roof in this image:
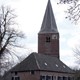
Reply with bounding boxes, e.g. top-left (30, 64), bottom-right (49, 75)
top-left (39, 0), bottom-right (58, 34)
top-left (11, 53), bottom-right (74, 73)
